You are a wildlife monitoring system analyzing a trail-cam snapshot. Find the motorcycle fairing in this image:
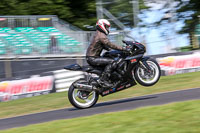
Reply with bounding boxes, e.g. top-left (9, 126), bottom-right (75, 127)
top-left (124, 54), bottom-right (143, 62)
top-left (100, 80), bottom-right (136, 96)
